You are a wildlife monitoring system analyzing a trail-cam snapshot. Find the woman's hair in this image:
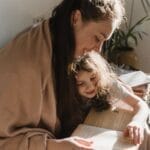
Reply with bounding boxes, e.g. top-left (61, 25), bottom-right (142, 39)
top-left (69, 51), bottom-right (117, 111)
top-left (49, 0), bottom-right (124, 137)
